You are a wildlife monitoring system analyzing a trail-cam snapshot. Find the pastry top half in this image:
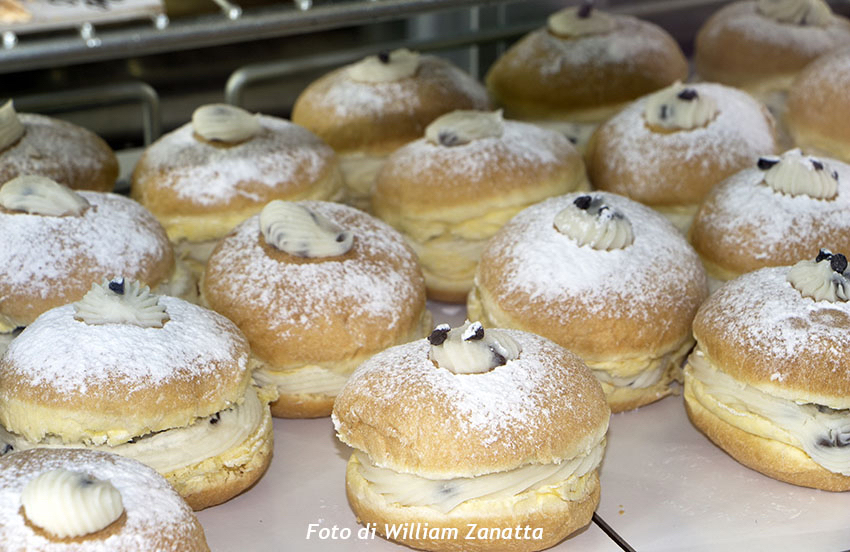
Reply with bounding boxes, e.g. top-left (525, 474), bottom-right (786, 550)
top-left (695, 0), bottom-right (850, 91)
top-left (0, 112), bottom-right (119, 193)
top-left (131, 113), bottom-right (339, 218)
top-left (475, 192), bottom-right (707, 360)
top-left (0, 448), bottom-right (209, 552)
top-left (373, 113), bottom-right (584, 213)
top-left (0, 190), bottom-right (174, 330)
top-left (694, 265), bottom-right (850, 408)
top-left (588, 82), bottom-right (778, 206)
top-left (485, 10), bottom-right (687, 121)
top-left (291, 53), bottom-right (491, 155)
top-left (691, 151), bottom-right (850, 276)
top-left (333, 330), bottom-right (609, 479)
top-left (202, 200), bottom-right (426, 367)
top-left (0, 291), bottom-right (252, 446)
